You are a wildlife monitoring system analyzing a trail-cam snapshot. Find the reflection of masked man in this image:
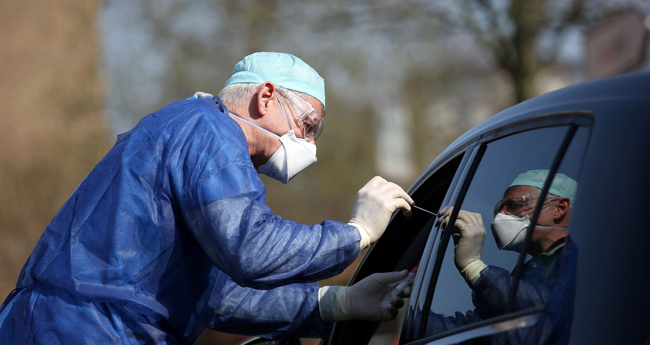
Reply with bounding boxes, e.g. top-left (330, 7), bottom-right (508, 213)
top-left (429, 170), bottom-right (578, 345)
